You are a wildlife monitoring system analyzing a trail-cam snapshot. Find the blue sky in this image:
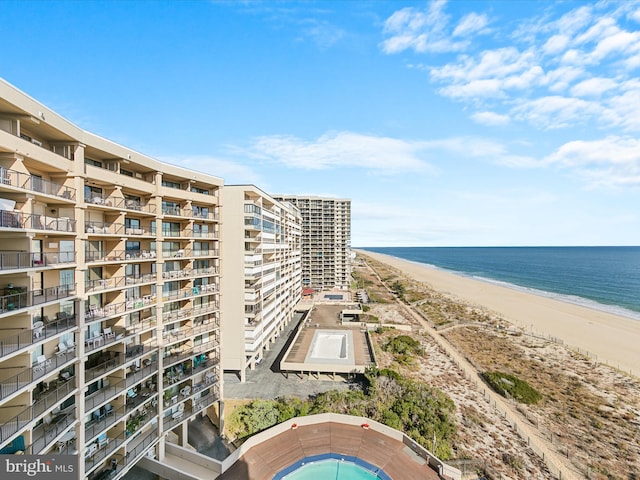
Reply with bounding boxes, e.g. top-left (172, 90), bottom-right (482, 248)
top-left (3, 0), bottom-right (640, 246)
